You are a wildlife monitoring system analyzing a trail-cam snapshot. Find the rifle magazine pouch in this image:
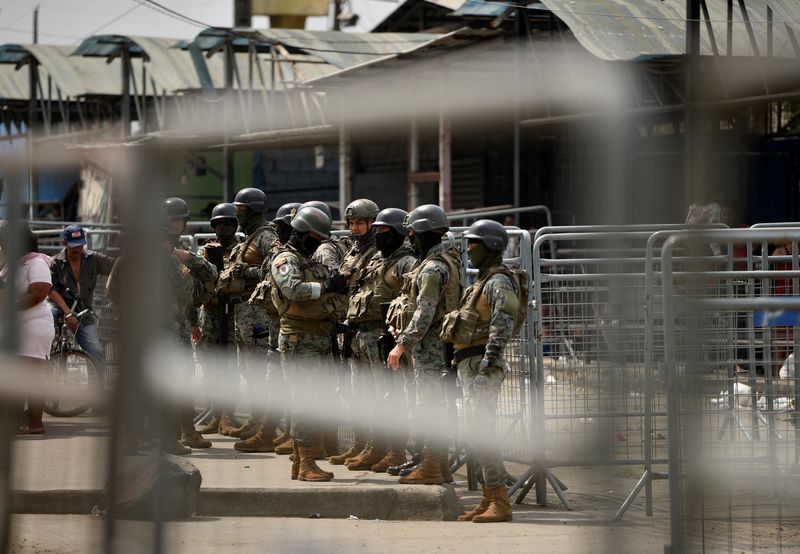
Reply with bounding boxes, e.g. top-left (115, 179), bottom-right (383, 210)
top-left (217, 265), bottom-right (246, 295)
top-left (439, 309), bottom-right (479, 344)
